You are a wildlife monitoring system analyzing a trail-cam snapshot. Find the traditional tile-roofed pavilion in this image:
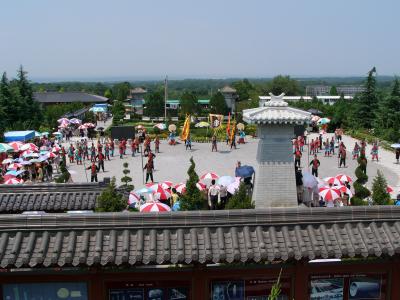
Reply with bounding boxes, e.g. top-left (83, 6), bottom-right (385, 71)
top-left (34, 91), bottom-right (108, 105)
top-left (243, 93), bottom-right (311, 208)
